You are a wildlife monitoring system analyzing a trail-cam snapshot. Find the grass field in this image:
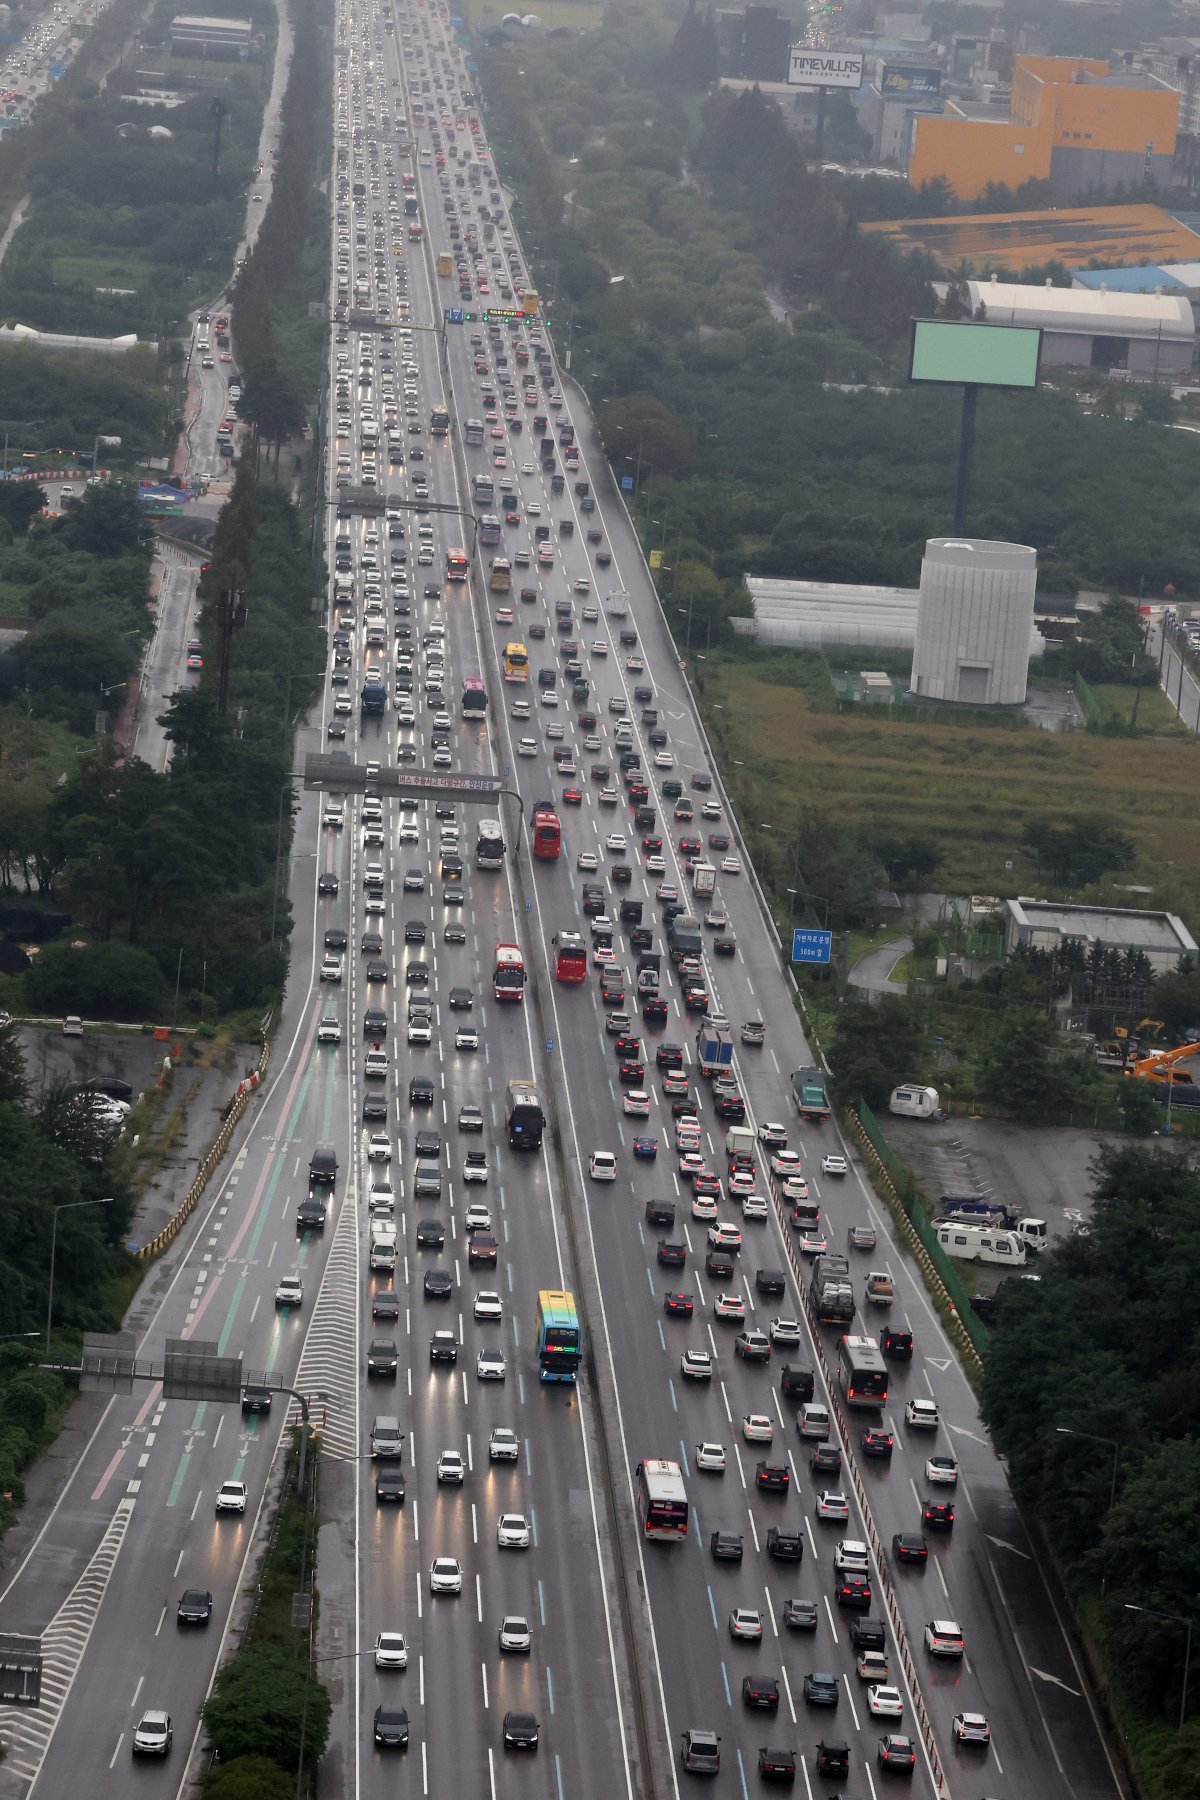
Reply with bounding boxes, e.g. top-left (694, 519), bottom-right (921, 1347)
top-left (700, 654), bottom-right (1200, 922)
